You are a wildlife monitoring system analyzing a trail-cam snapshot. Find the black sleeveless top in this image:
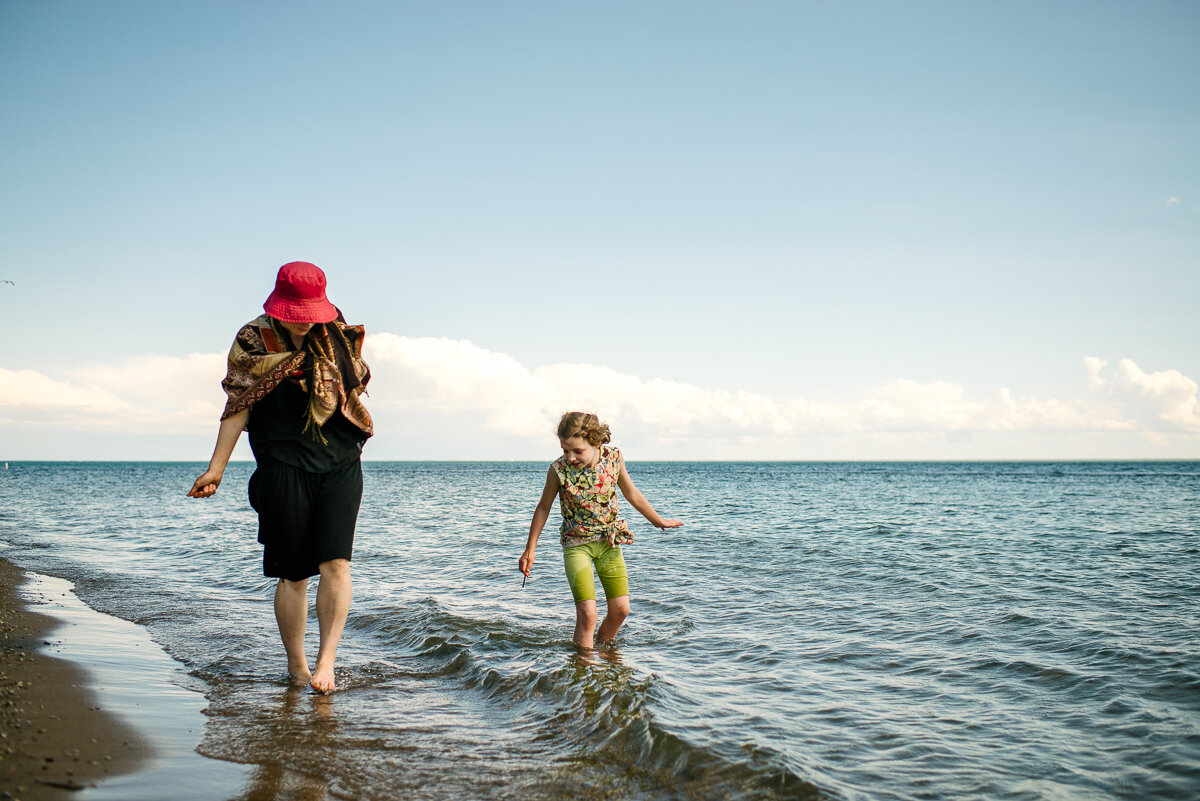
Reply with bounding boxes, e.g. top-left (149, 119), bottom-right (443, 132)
top-left (248, 376), bottom-right (366, 472)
